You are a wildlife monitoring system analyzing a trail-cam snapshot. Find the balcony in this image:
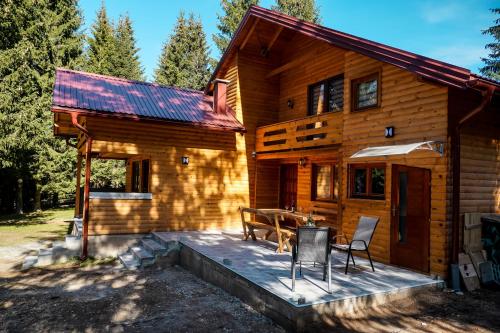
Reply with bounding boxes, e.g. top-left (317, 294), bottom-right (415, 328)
top-left (255, 112), bottom-right (343, 153)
